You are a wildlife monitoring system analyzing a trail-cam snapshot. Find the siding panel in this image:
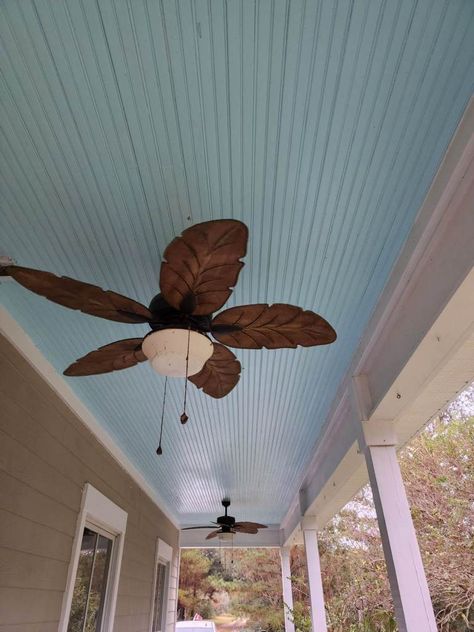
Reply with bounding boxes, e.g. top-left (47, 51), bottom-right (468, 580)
top-left (0, 588), bottom-right (63, 626)
top-left (0, 509), bottom-right (73, 562)
top-left (0, 547), bottom-right (68, 591)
